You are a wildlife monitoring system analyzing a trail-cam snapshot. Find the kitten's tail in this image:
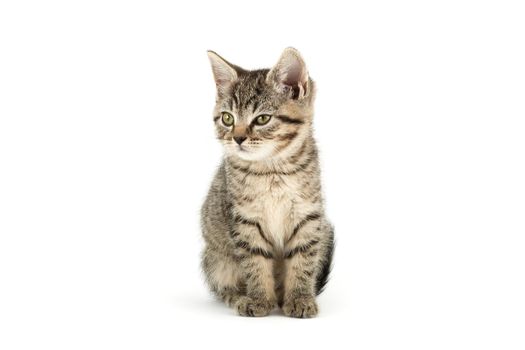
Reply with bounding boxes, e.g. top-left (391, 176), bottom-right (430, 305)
top-left (315, 226), bottom-right (335, 295)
